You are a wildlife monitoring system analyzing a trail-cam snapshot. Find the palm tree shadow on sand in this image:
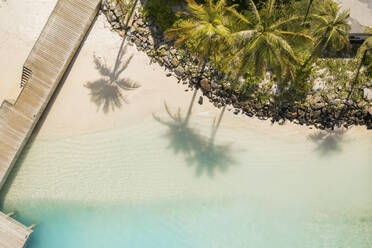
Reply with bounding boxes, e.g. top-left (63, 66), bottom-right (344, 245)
top-left (185, 105), bottom-right (235, 177)
top-left (84, 44), bottom-right (140, 113)
top-left (153, 90), bottom-right (235, 178)
top-left (308, 129), bottom-right (346, 156)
